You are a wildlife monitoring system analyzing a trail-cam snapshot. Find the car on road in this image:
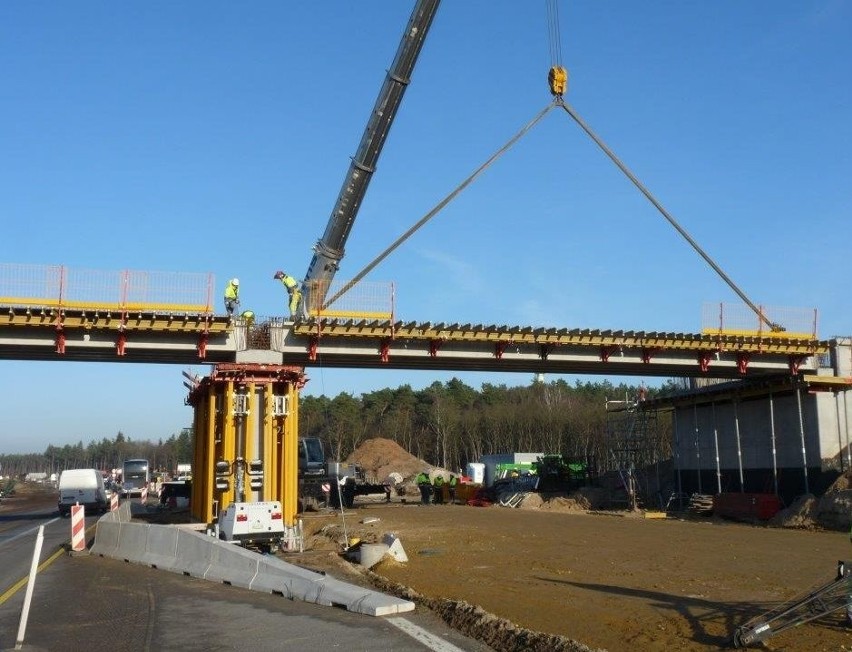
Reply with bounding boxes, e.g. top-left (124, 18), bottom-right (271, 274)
top-left (57, 468), bottom-right (108, 516)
